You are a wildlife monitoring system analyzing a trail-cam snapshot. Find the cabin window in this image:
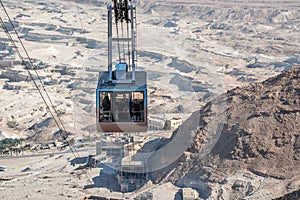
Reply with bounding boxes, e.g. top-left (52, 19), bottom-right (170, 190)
top-left (113, 93), bottom-right (131, 122)
top-left (131, 92), bottom-right (144, 122)
top-left (99, 91), bottom-right (145, 123)
top-left (99, 92), bottom-right (113, 122)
